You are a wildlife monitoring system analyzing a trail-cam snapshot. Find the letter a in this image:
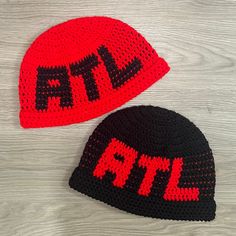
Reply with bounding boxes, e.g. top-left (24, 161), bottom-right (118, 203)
top-left (93, 138), bottom-right (138, 188)
top-left (36, 66), bottom-right (73, 110)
